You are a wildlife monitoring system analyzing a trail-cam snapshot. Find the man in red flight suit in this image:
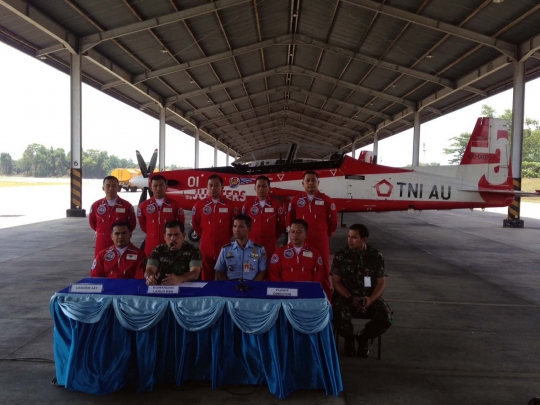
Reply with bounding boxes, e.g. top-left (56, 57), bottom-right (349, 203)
top-left (287, 170), bottom-right (338, 297)
top-left (192, 174), bottom-right (236, 281)
top-left (269, 219), bottom-right (329, 297)
top-left (138, 175), bottom-right (185, 257)
top-left (241, 175), bottom-right (285, 259)
top-left (90, 221), bottom-right (145, 279)
top-left (89, 176), bottom-right (137, 258)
